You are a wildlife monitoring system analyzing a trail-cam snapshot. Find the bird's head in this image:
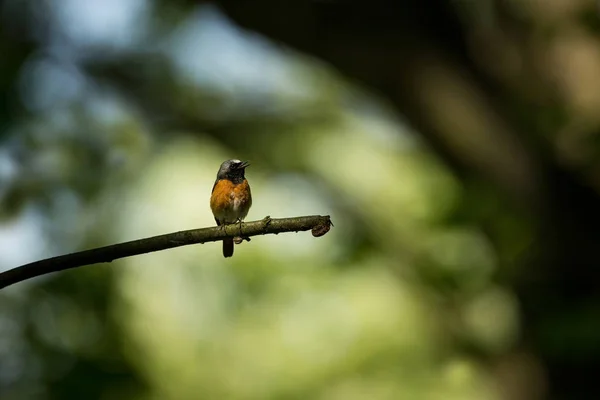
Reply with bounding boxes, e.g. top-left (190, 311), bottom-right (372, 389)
top-left (216, 159), bottom-right (250, 181)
